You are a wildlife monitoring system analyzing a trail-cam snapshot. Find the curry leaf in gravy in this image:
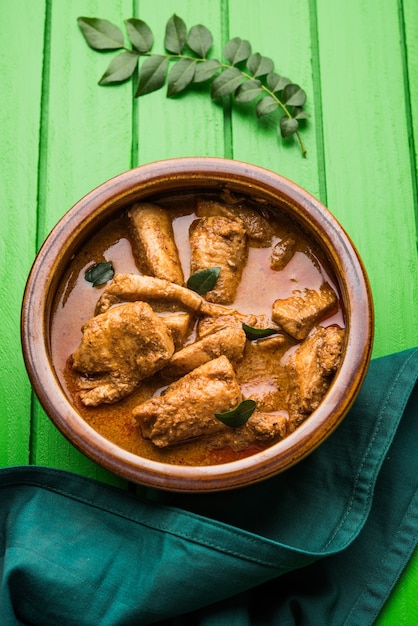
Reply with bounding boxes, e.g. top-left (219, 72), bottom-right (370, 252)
top-left (215, 399), bottom-right (257, 427)
top-left (187, 267), bottom-right (221, 295)
top-left (242, 323), bottom-right (278, 340)
top-left (85, 261), bottom-right (115, 287)
top-left (77, 14), bottom-right (309, 156)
